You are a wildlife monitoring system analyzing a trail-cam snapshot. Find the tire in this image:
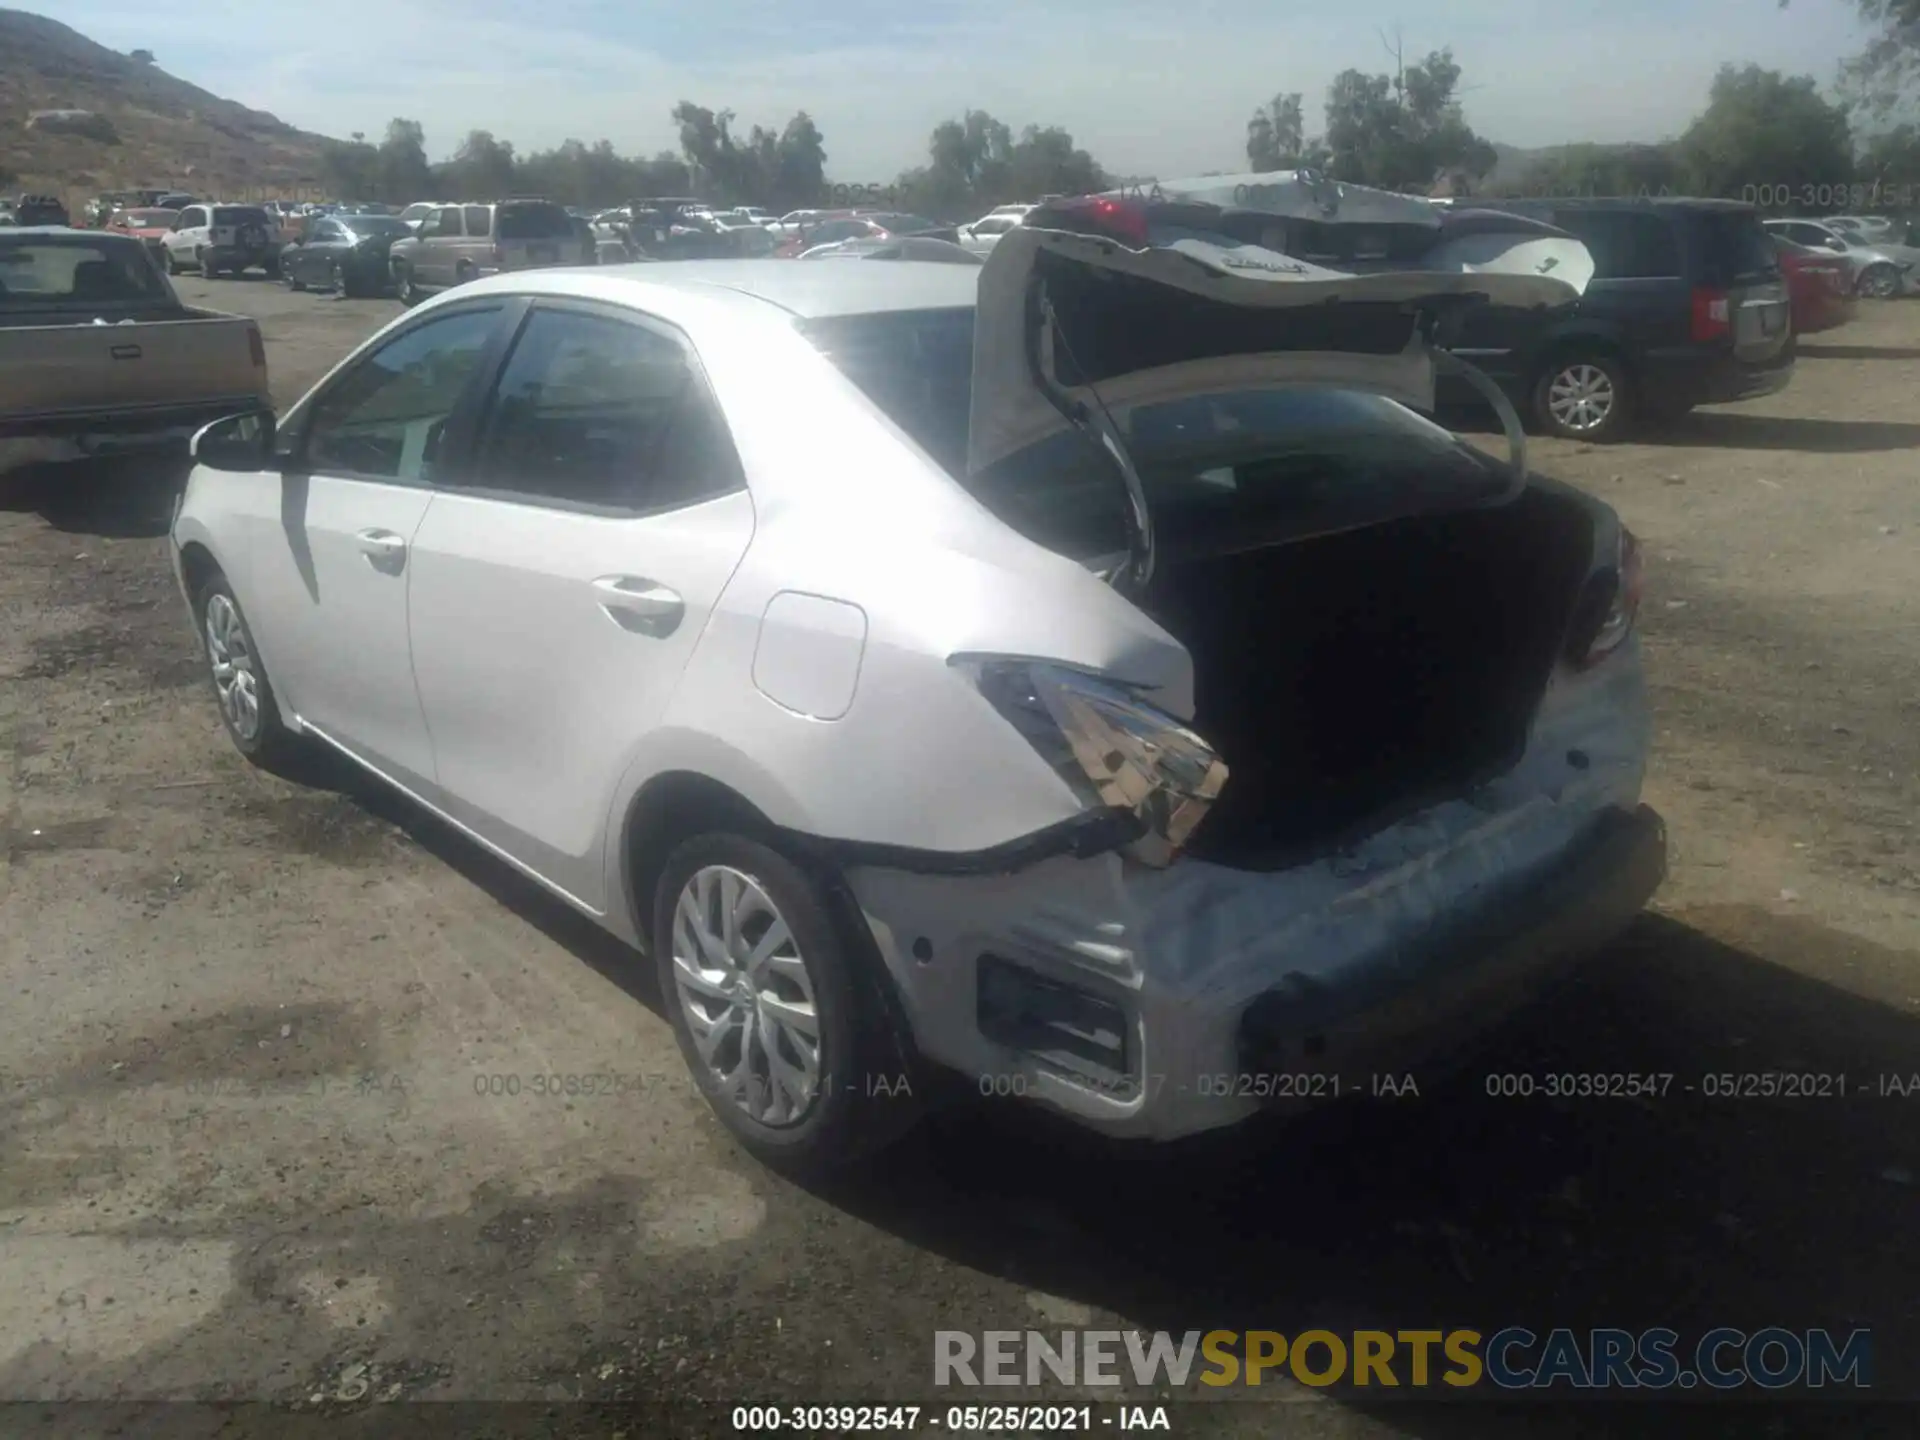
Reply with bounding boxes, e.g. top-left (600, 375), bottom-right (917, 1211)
top-left (284, 261), bottom-right (305, 292)
top-left (652, 832), bottom-right (920, 1173)
top-left (262, 256), bottom-right (281, 279)
top-left (194, 247), bottom-right (209, 274)
top-left (163, 246), bottom-right (180, 276)
top-left (454, 261), bottom-right (476, 288)
top-left (329, 259), bottom-right (349, 296)
top-left (191, 572), bottom-right (304, 772)
top-left (1532, 350), bottom-right (1632, 442)
top-left (394, 262), bottom-right (422, 307)
top-left (1858, 263), bottom-right (1899, 300)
